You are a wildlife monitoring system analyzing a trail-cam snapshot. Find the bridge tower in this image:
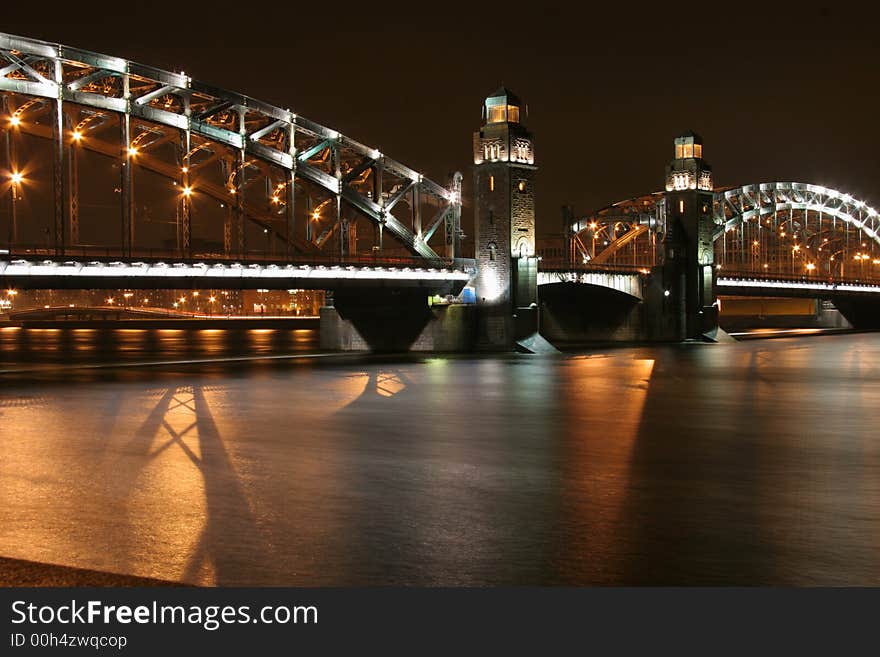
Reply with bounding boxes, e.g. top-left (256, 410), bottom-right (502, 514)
top-left (661, 131), bottom-right (719, 339)
top-left (472, 87), bottom-right (538, 347)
